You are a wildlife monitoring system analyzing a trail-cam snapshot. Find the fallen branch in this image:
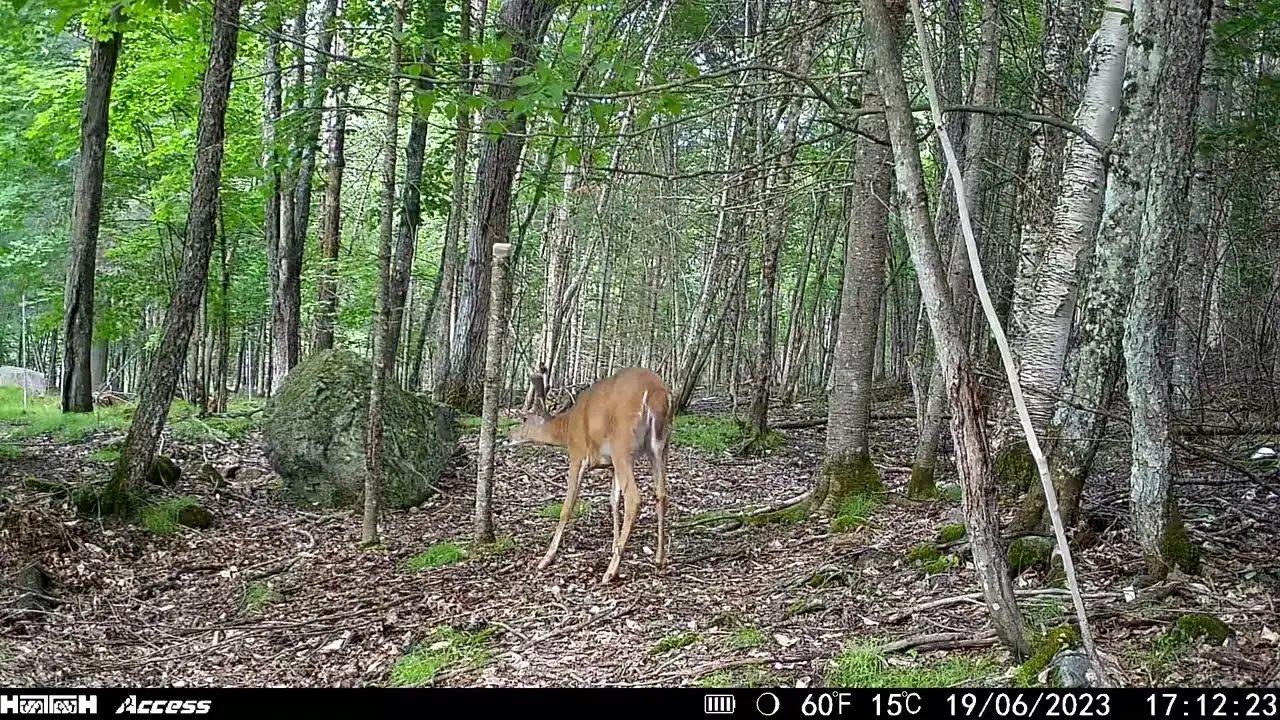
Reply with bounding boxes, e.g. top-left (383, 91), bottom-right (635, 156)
top-left (880, 628), bottom-right (999, 654)
top-left (884, 588), bottom-right (1116, 624)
